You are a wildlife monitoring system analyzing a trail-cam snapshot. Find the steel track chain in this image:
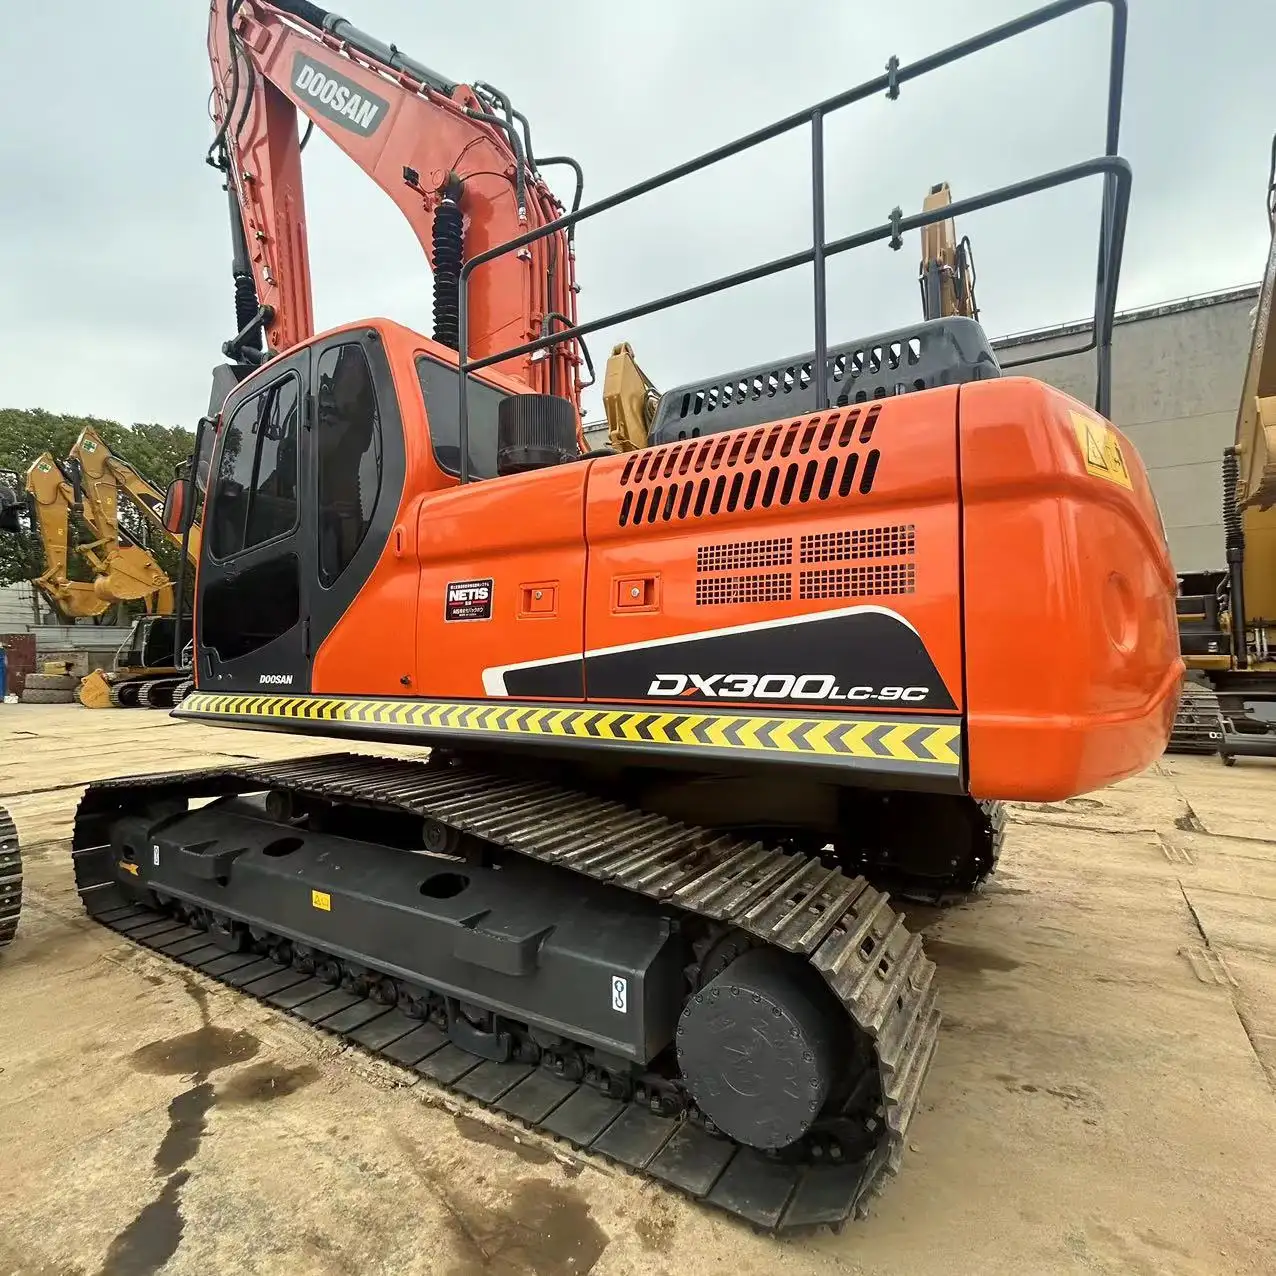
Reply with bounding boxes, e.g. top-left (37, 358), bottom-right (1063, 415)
top-left (0, 807), bottom-right (21, 948)
top-left (1167, 683), bottom-right (1226, 756)
top-left (71, 752), bottom-right (940, 1232)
